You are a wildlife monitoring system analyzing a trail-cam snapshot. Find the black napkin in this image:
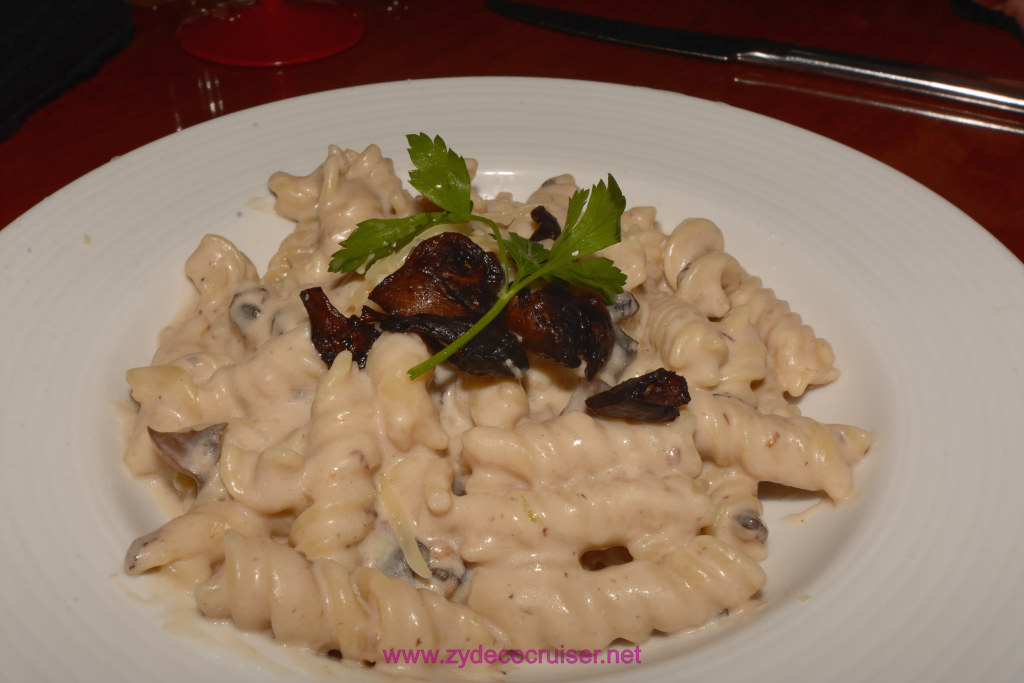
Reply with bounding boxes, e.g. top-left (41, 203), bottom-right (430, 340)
top-left (951, 0), bottom-right (1024, 41)
top-left (0, 0), bottom-right (135, 141)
